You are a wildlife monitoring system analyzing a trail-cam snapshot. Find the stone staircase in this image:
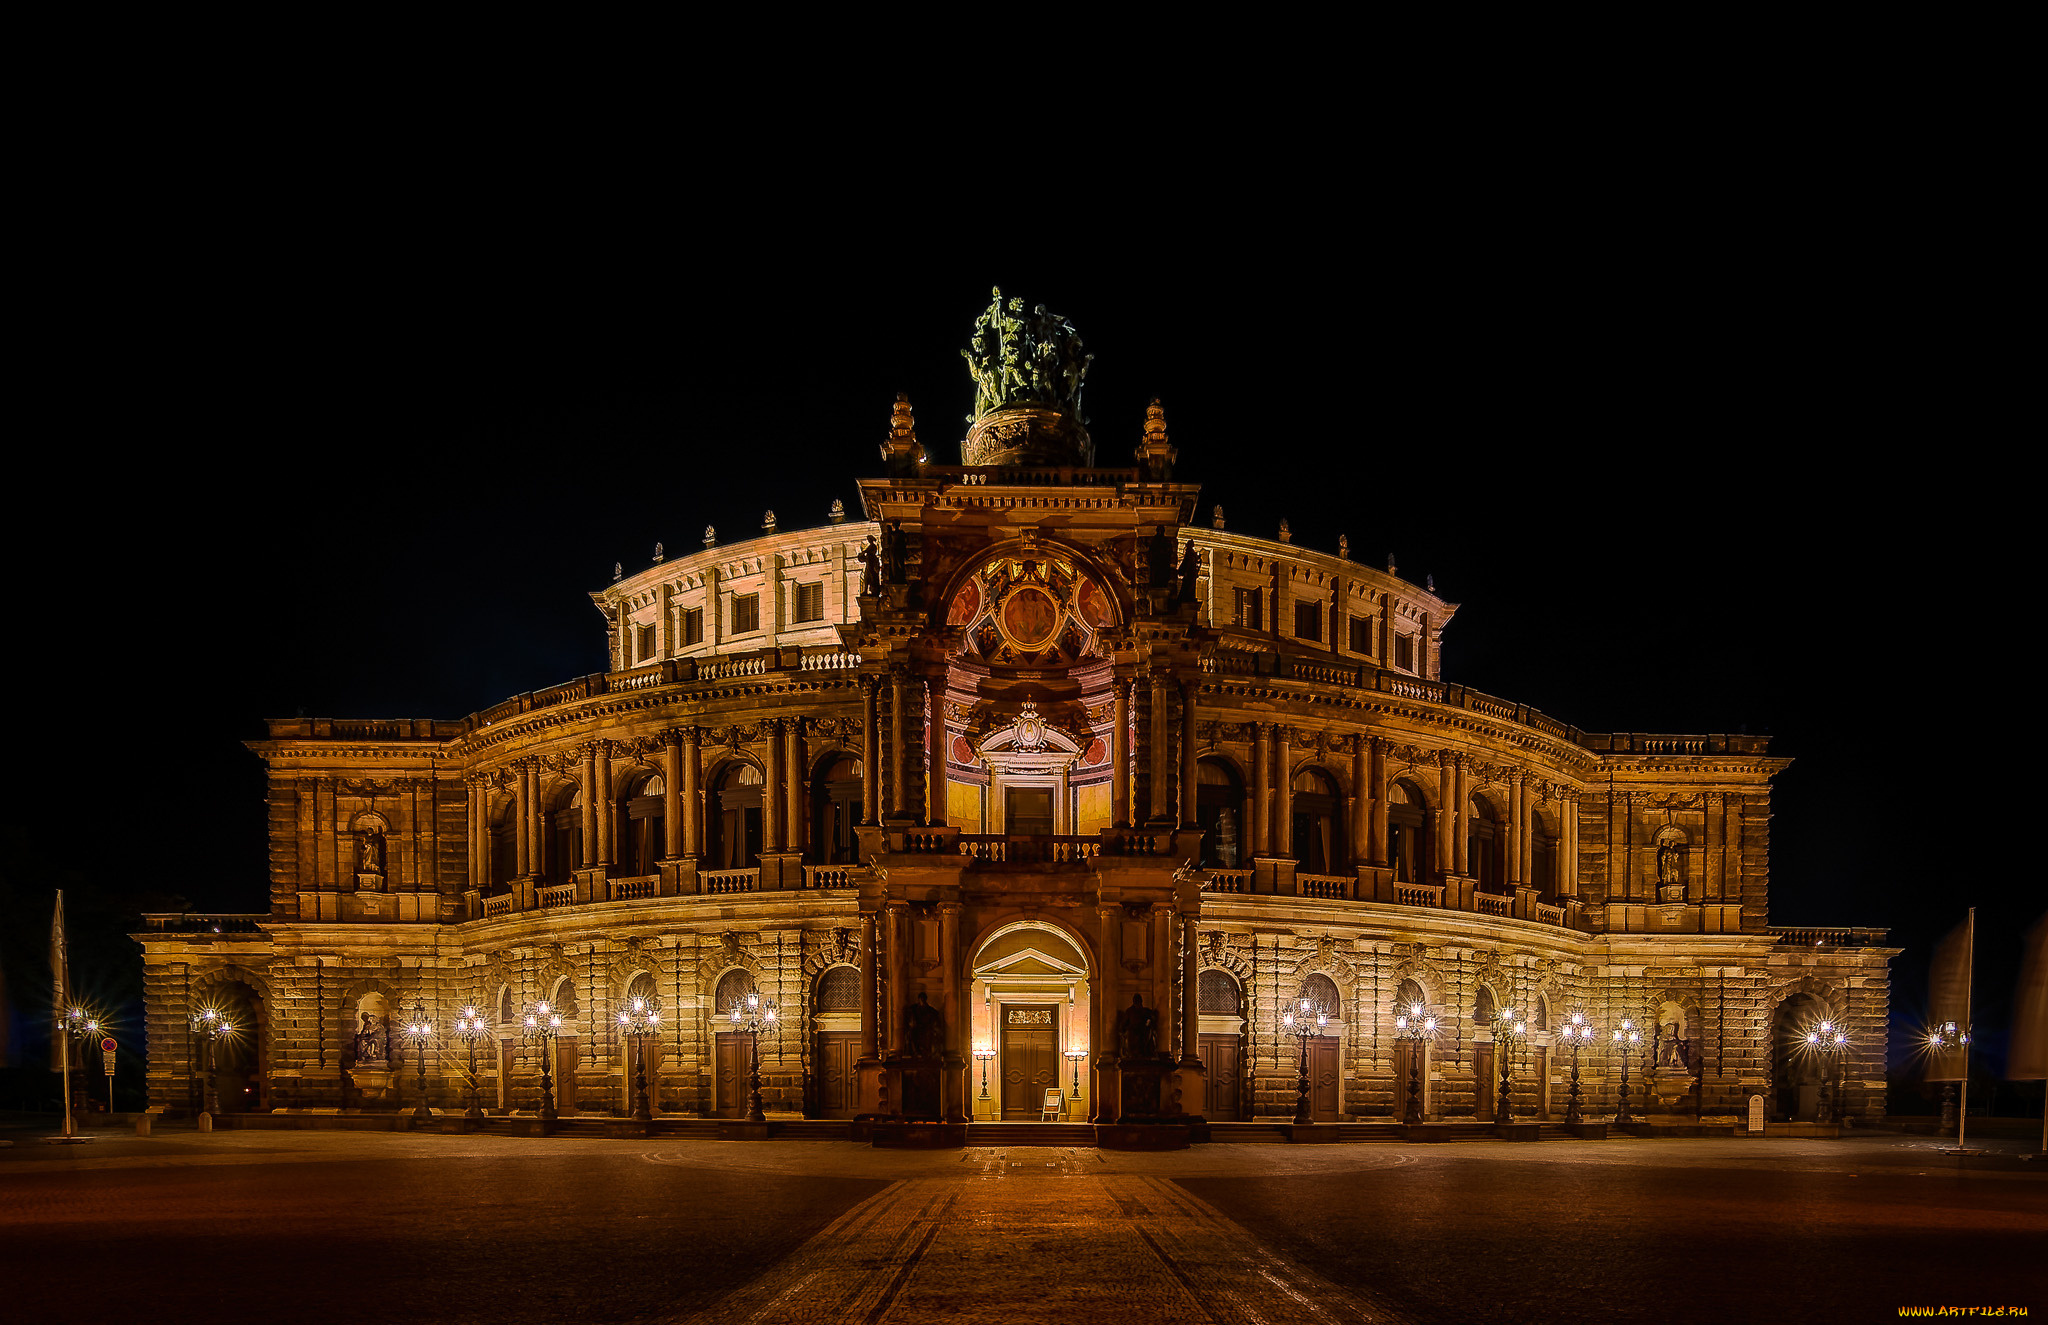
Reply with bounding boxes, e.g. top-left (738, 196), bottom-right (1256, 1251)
top-left (965, 1122), bottom-right (1098, 1146)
